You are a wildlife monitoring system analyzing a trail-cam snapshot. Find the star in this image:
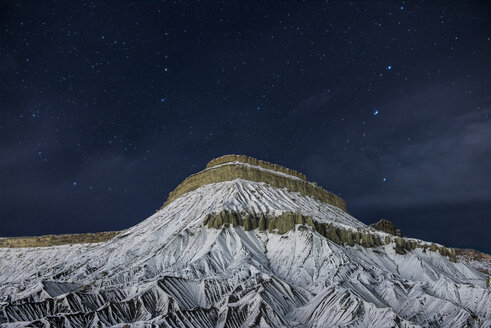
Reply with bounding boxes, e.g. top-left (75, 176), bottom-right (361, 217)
top-left (2, 0), bottom-right (489, 257)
